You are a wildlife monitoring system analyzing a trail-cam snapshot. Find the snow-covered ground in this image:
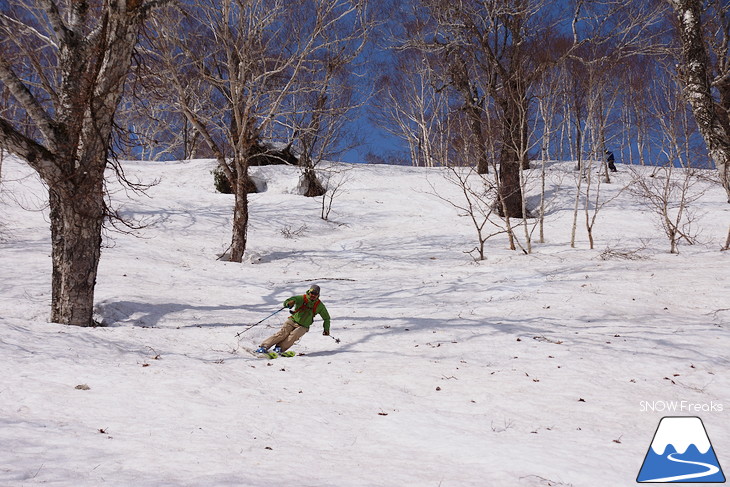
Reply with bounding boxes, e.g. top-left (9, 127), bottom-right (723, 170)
top-left (1, 156), bottom-right (728, 486)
